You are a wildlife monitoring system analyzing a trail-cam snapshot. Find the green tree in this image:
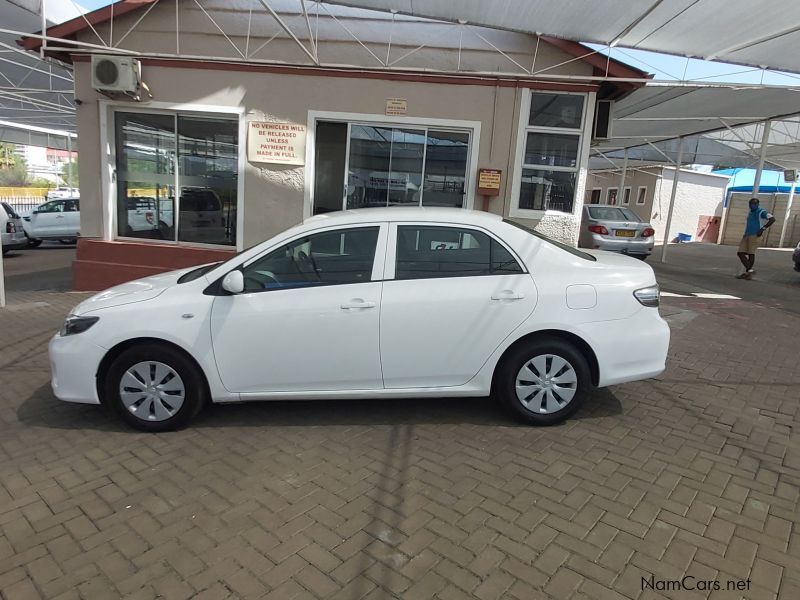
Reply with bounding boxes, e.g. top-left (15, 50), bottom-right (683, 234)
top-left (0, 144), bottom-right (28, 186)
top-left (0, 143), bottom-right (17, 168)
top-left (60, 157), bottom-right (79, 187)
